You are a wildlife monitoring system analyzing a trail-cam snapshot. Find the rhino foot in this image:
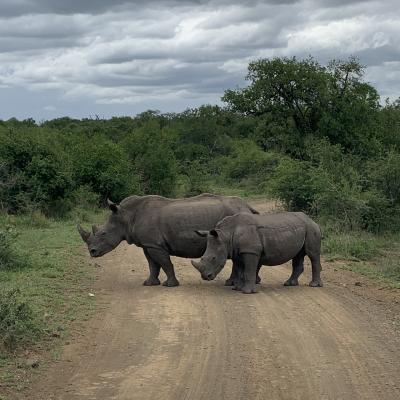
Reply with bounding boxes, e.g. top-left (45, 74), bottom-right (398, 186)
top-left (284, 279), bottom-right (299, 286)
top-left (163, 277), bottom-right (180, 287)
top-left (224, 278), bottom-right (235, 286)
top-left (143, 277), bottom-right (161, 286)
top-left (309, 279), bottom-right (323, 287)
top-left (241, 285), bottom-right (258, 294)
